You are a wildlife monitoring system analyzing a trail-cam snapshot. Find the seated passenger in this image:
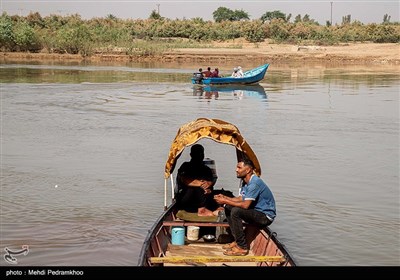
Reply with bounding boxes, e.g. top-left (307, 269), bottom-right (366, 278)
top-left (236, 66), bottom-right (244, 77)
top-left (210, 68), bottom-right (220, 78)
top-left (193, 68), bottom-right (204, 84)
top-left (231, 67), bottom-right (239, 78)
top-left (176, 144), bottom-right (219, 216)
top-left (202, 67), bottom-right (212, 77)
